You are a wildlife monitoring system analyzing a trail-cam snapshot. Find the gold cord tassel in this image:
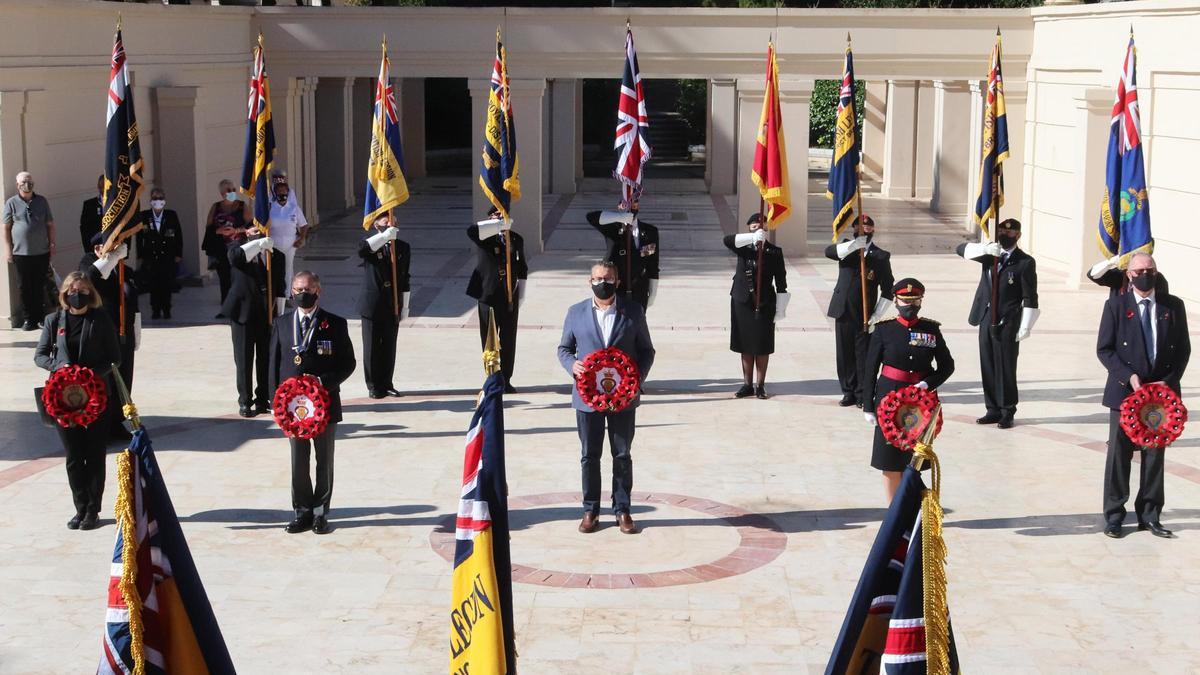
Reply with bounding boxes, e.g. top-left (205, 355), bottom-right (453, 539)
top-left (114, 450), bottom-right (147, 675)
top-left (913, 441), bottom-right (950, 675)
